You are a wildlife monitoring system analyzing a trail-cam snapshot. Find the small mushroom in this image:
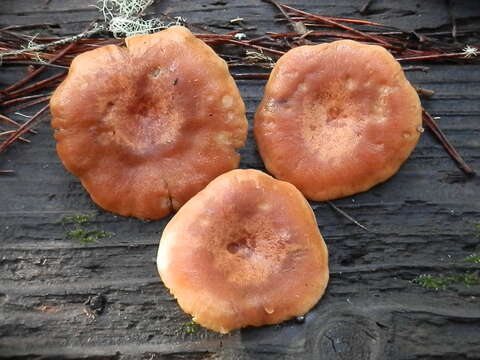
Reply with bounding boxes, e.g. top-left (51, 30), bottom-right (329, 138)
top-left (254, 40), bottom-right (422, 201)
top-left (157, 169), bottom-right (329, 333)
top-left (50, 26), bottom-right (247, 219)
